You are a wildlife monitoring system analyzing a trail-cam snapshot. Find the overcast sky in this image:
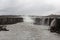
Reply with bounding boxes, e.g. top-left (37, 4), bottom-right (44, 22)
top-left (0, 0), bottom-right (60, 16)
